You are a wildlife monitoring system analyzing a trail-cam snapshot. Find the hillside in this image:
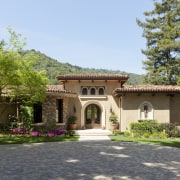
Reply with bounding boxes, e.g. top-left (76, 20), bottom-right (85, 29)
top-left (23, 49), bottom-right (143, 85)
